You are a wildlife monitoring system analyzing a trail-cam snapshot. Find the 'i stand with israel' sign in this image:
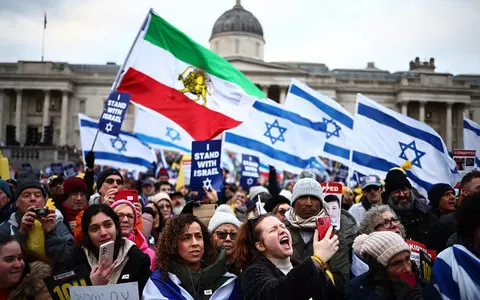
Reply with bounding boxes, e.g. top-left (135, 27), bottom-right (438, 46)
top-left (190, 140), bottom-right (223, 192)
top-left (240, 154), bottom-right (259, 188)
top-left (99, 91), bottom-right (131, 136)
